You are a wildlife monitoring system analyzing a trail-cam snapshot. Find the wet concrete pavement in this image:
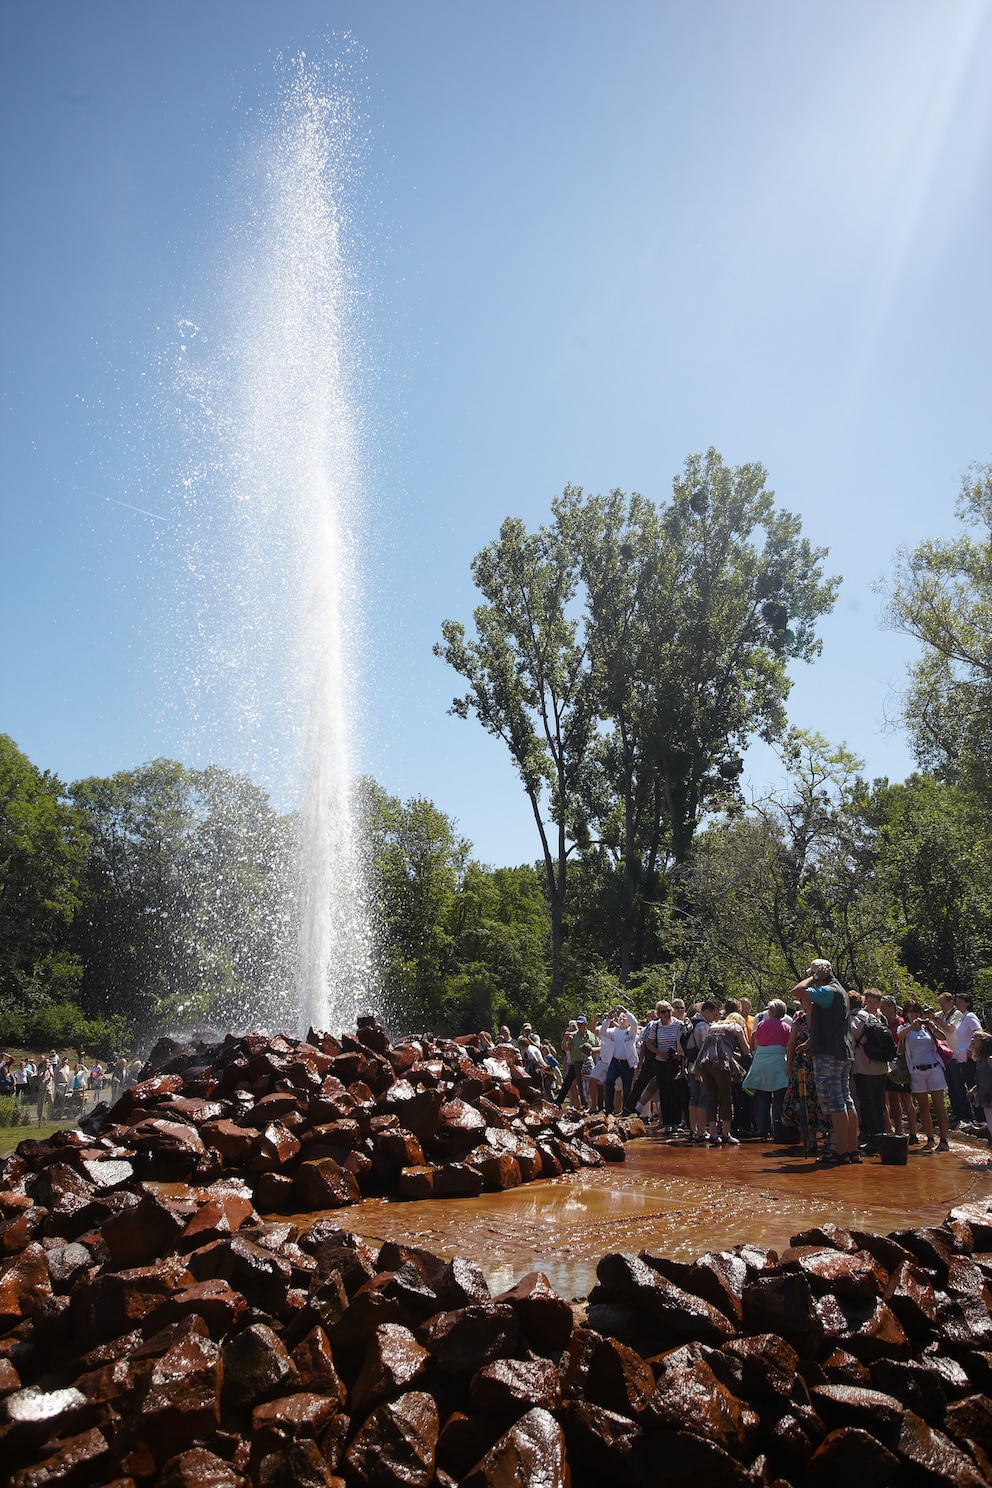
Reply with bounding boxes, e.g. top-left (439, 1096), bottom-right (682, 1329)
top-left (301, 1129), bottom-right (992, 1299)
